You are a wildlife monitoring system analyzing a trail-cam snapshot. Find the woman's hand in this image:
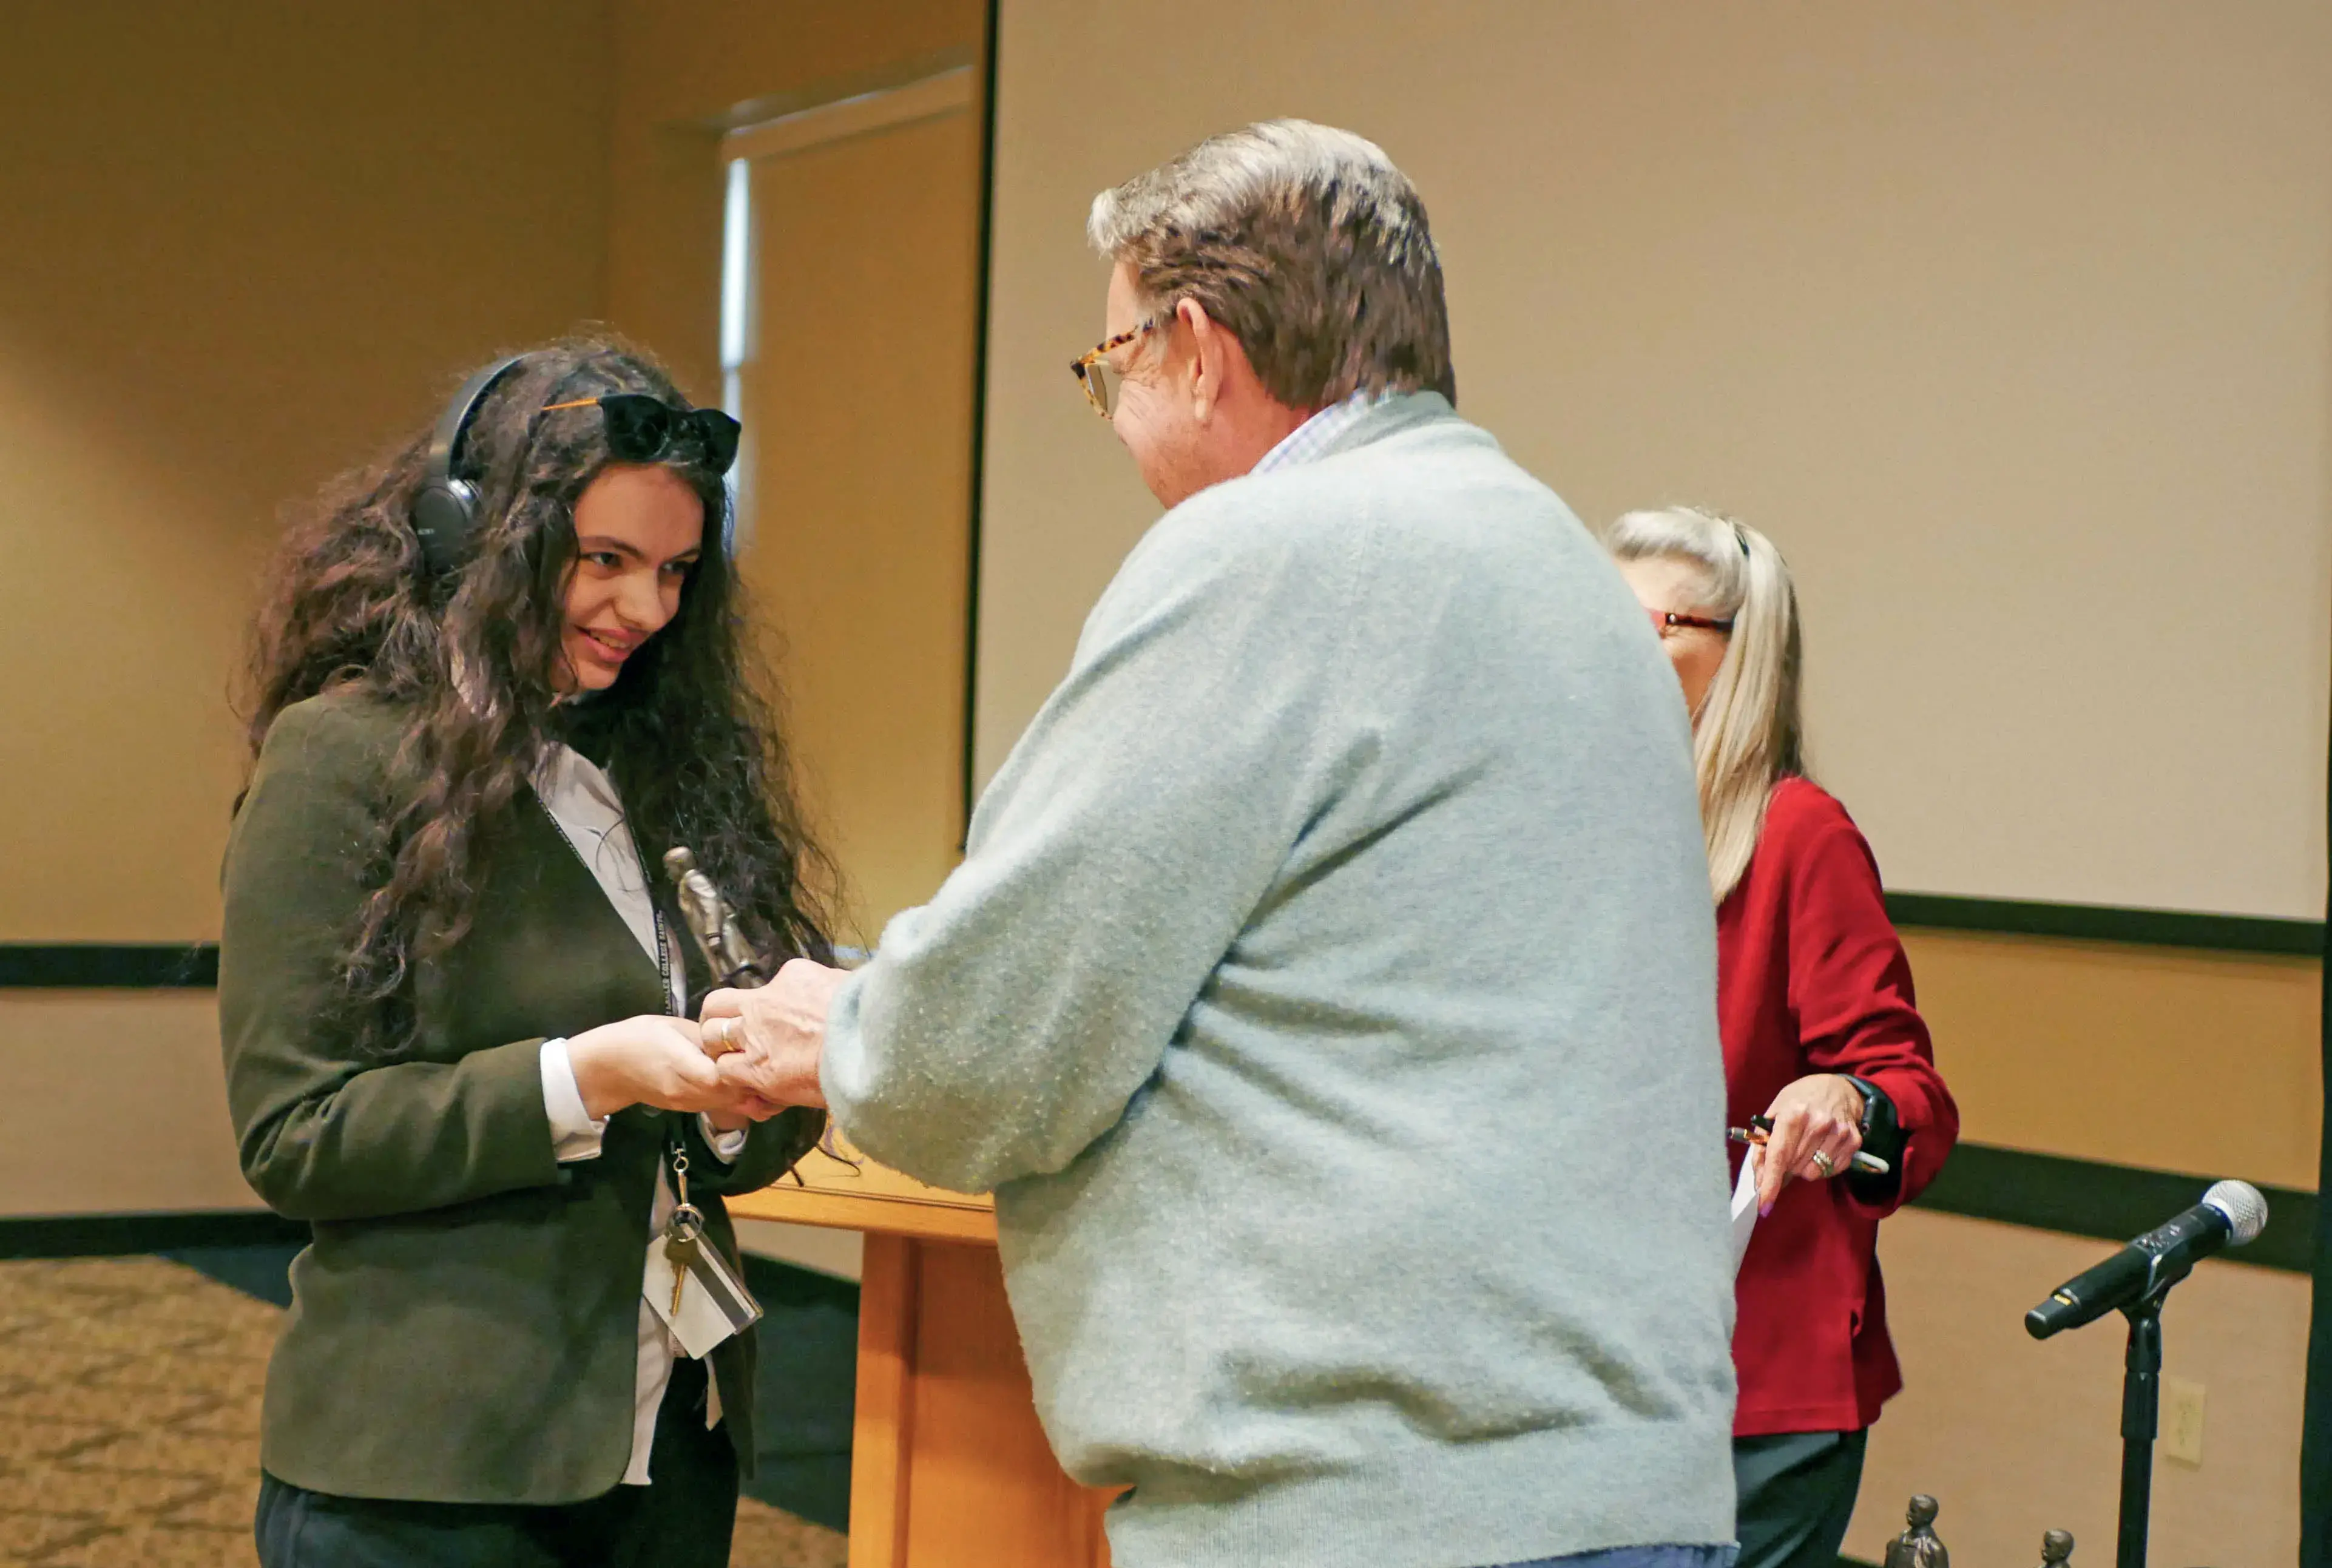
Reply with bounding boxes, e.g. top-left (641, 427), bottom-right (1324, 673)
top-left (568, 1014), bottom-right (755, 1121)
top-left (1756, 1073), bottom-right (1865, 1209)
